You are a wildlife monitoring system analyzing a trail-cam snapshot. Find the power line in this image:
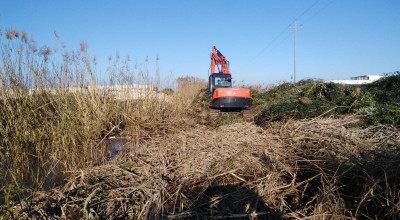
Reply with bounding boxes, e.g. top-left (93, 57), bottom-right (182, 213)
top-left (245, 27), bottom-right (288, 65)
top-left (295, 0), bottom-right (322, 21)
top-left (245, 0), bottom-right (322, 66)
top-left (288, 0), bottom-right (335, 83)
top-left (302, 0), bottom-right (336, 24)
